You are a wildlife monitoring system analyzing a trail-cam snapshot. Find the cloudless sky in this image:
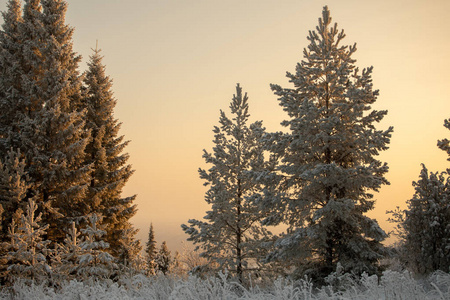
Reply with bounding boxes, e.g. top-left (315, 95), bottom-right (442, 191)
top-left (1, 0), bottom-right (449, 251)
